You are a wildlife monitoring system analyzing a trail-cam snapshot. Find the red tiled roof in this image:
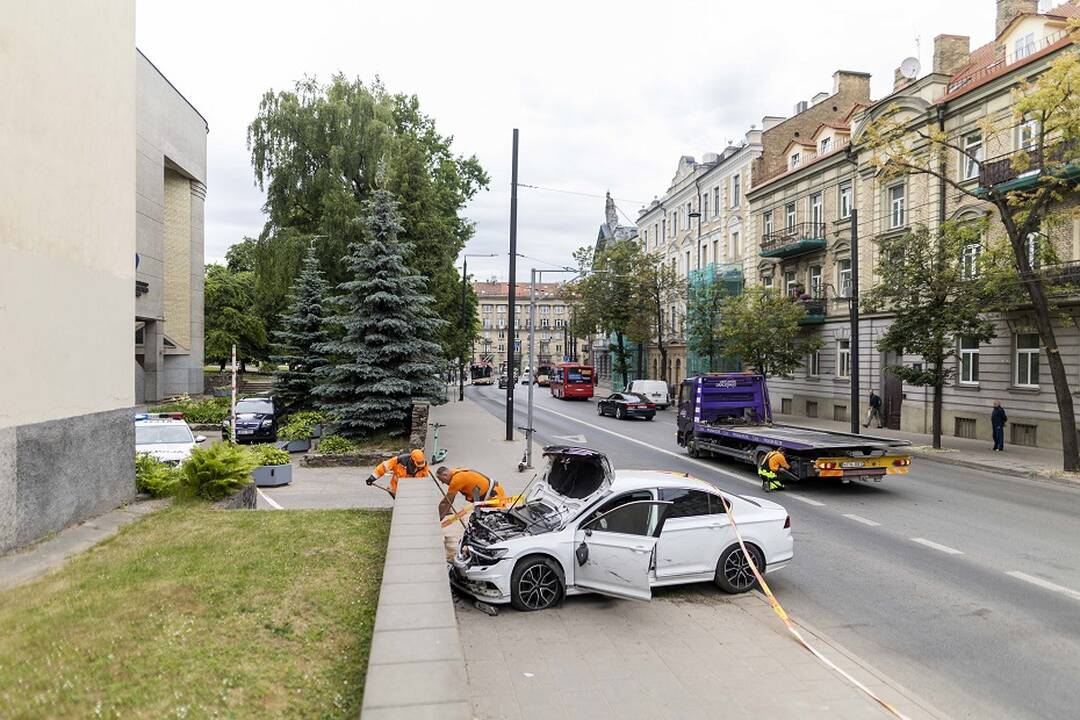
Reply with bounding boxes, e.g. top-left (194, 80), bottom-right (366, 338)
top-left (818, 122), bottom-right (852, 131)
top-left (473, 281), bottom-right (564, 299)
top-left (1046, 1), bottom-right (1080, 20)
top-left (948, 39), bottom-right (1002, 89)
top-left (749, 140), bottom-right (853, 193)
